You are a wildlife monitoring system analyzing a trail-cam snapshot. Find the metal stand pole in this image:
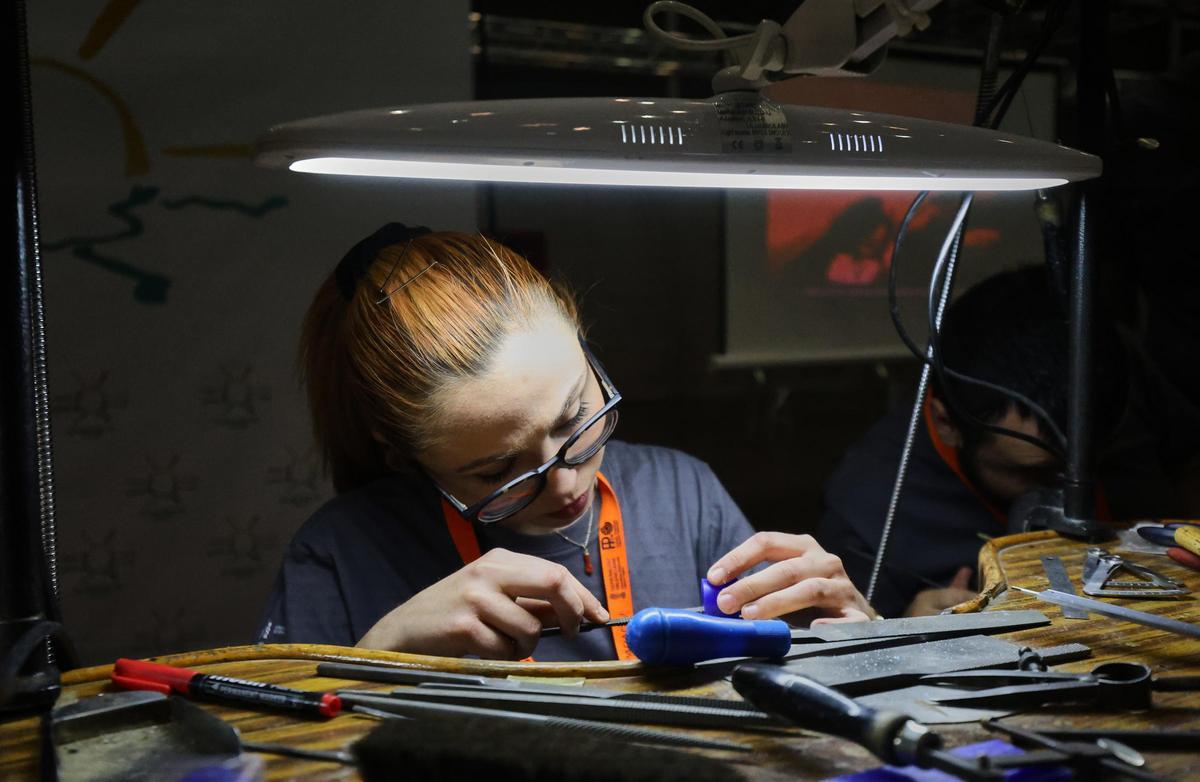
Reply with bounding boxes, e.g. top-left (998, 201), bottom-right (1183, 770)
top-left (1063, 190), bottom-right (1095, 522)
top-left (1063, 0), bottom-right (1108, 524)
top-left (1, 0), bottom-right (65, 732)
top-left (1006, 0), bottom-right (1111, 541)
